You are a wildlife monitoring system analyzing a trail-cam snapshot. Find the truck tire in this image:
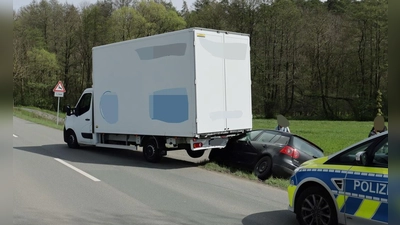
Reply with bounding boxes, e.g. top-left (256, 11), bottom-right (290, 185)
top-left (143, 138), bottom-right (162, 163)
top-left (66, 130), bottom-right (79, 149)
top-left (186, 149), bottom-right (205, 158)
